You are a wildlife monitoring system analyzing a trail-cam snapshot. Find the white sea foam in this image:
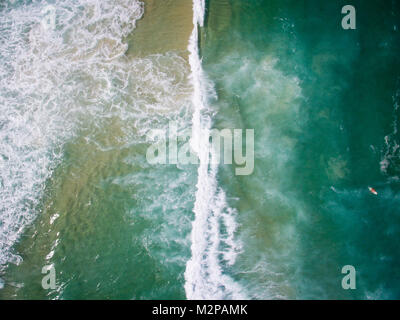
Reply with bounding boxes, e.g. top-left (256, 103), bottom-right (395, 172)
top-left (184, 0), bottom-right (246, 300)
top-left (380, 80), bottom-right (400, 178)
top-left (0, 0), bottom-right (146, 276)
